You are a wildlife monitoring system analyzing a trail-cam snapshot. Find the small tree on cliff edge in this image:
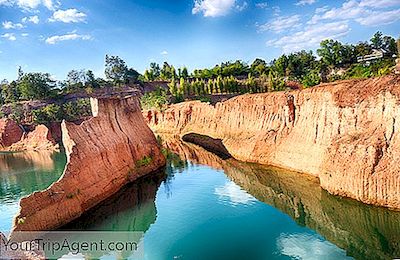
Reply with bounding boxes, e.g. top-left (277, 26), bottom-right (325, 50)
top-left (105, 55), bottom-right (128, 87)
